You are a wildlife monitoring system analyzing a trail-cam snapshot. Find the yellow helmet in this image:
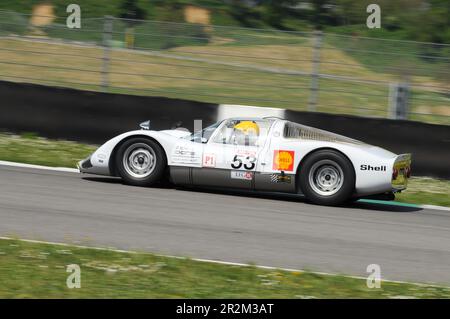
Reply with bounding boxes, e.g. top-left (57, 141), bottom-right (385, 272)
top-left (233, 121), bottom-right (260, 136)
